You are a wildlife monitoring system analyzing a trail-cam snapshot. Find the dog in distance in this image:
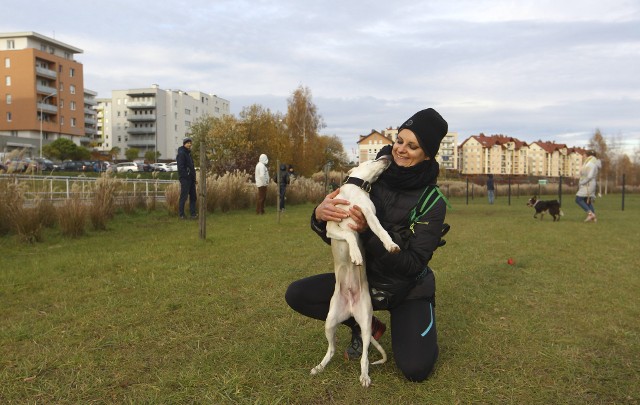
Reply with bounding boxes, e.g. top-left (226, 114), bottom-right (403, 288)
top-left (310, 156), bottom-right (399, 387)
top-left (527, 196), bottom-right (564, 221)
